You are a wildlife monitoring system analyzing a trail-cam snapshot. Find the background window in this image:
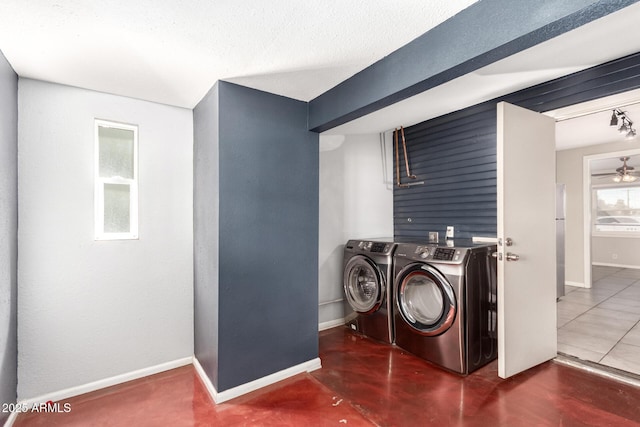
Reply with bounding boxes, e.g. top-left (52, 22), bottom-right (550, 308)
top-left (593, 186), bottom-right (640, 235)
top-left (95, 120), bottom-right (138, 240)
